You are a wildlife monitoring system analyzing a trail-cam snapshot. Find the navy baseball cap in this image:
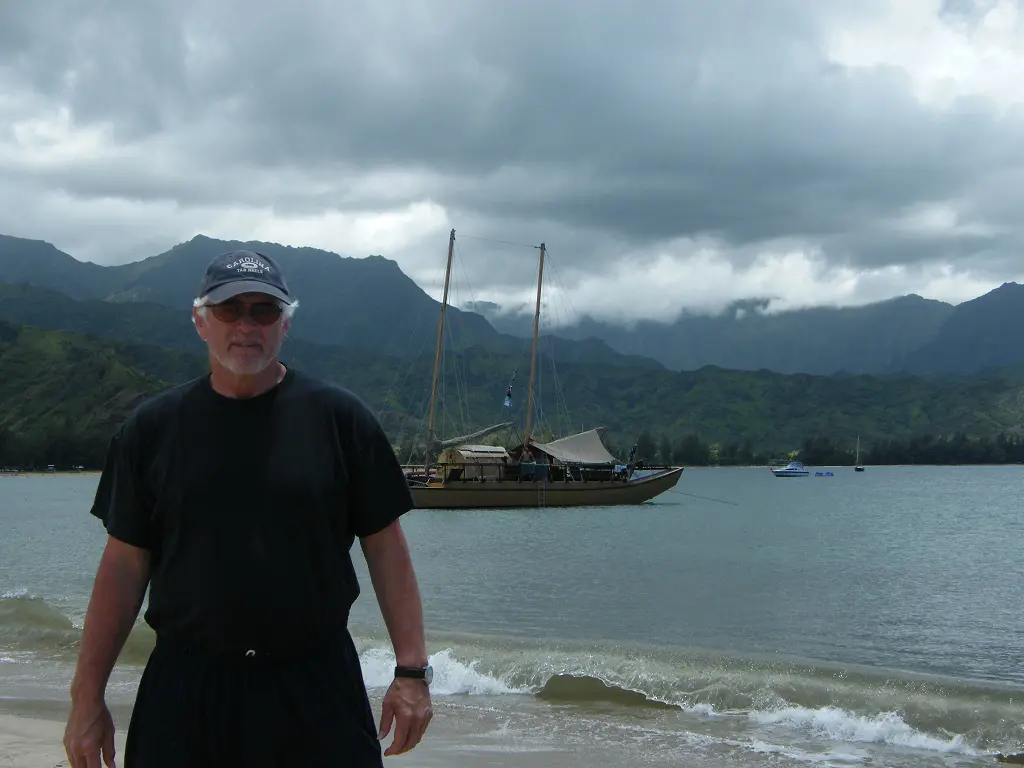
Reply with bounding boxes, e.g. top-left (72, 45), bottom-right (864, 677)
top-left (197, 250), bottom-right (294, 305)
